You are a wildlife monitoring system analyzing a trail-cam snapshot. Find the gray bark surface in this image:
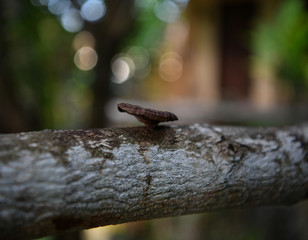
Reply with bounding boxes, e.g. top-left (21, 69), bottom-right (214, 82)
top-left (0, 124), bottom-right (308, 239)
